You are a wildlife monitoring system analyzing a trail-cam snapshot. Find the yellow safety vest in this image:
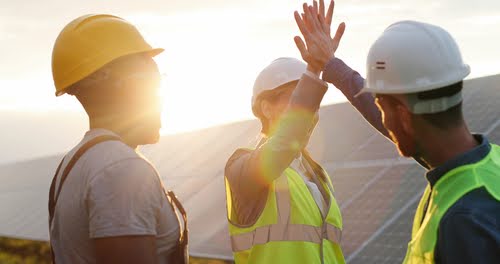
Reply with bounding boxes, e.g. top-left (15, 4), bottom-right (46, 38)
top-left (225, 161), bottom-right (345, 264)
top-left (403, 144), bottom-right (500, 264)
